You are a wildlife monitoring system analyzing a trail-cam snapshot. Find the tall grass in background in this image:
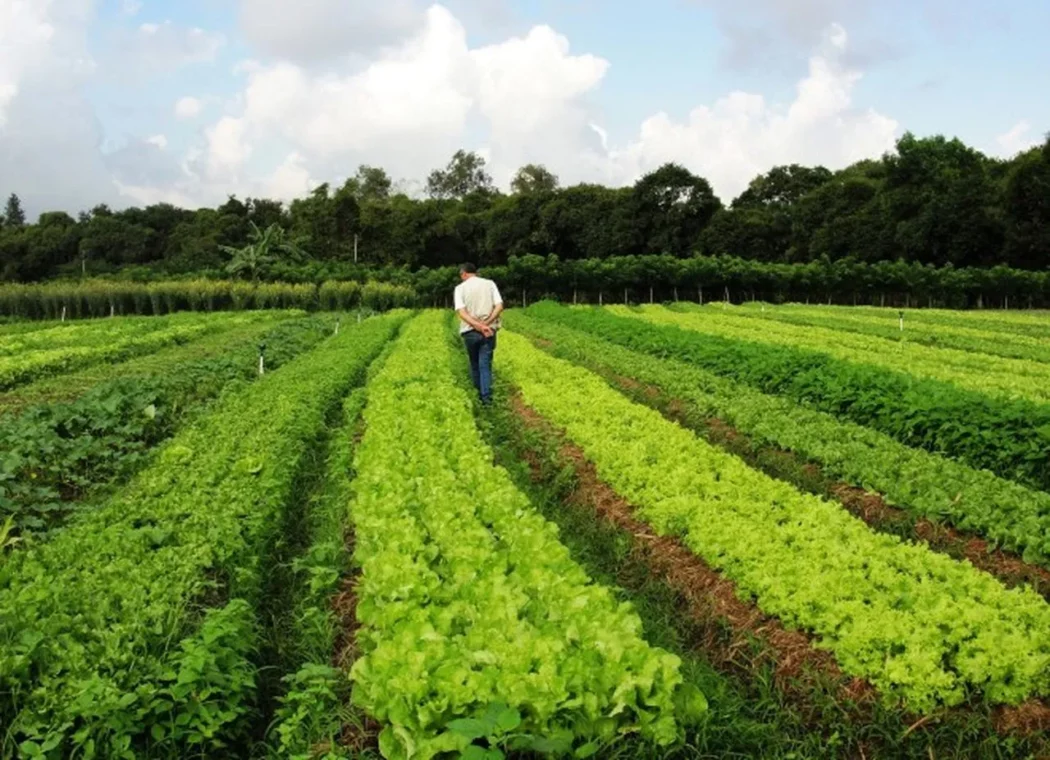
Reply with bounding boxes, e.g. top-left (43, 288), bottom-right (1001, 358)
top-left (0, 279), bottom-right (418, 320)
